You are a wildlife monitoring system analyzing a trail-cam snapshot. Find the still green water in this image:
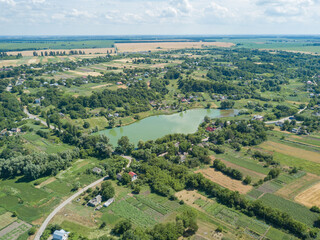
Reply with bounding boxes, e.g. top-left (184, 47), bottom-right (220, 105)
top-left (99, 108), bottom-right (237, 146)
